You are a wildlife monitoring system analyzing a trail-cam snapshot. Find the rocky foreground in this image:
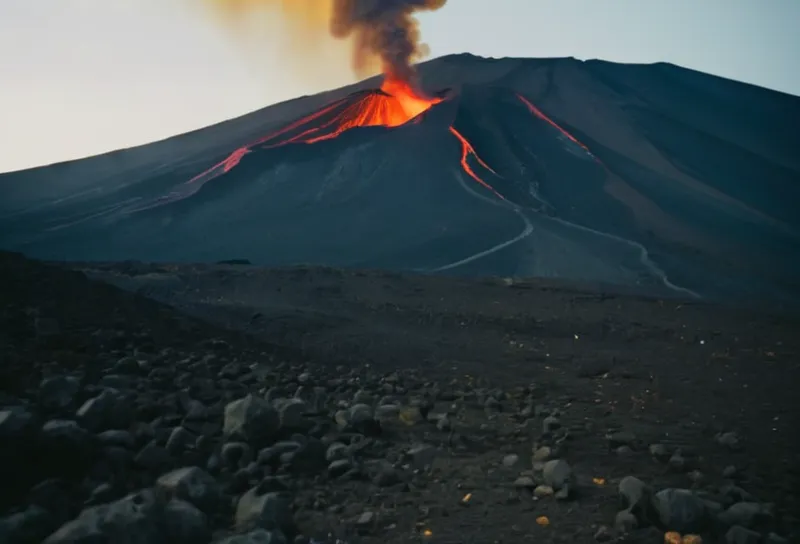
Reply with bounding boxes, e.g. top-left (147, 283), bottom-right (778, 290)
top-left (0, 251), bottom-right (797, 543)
